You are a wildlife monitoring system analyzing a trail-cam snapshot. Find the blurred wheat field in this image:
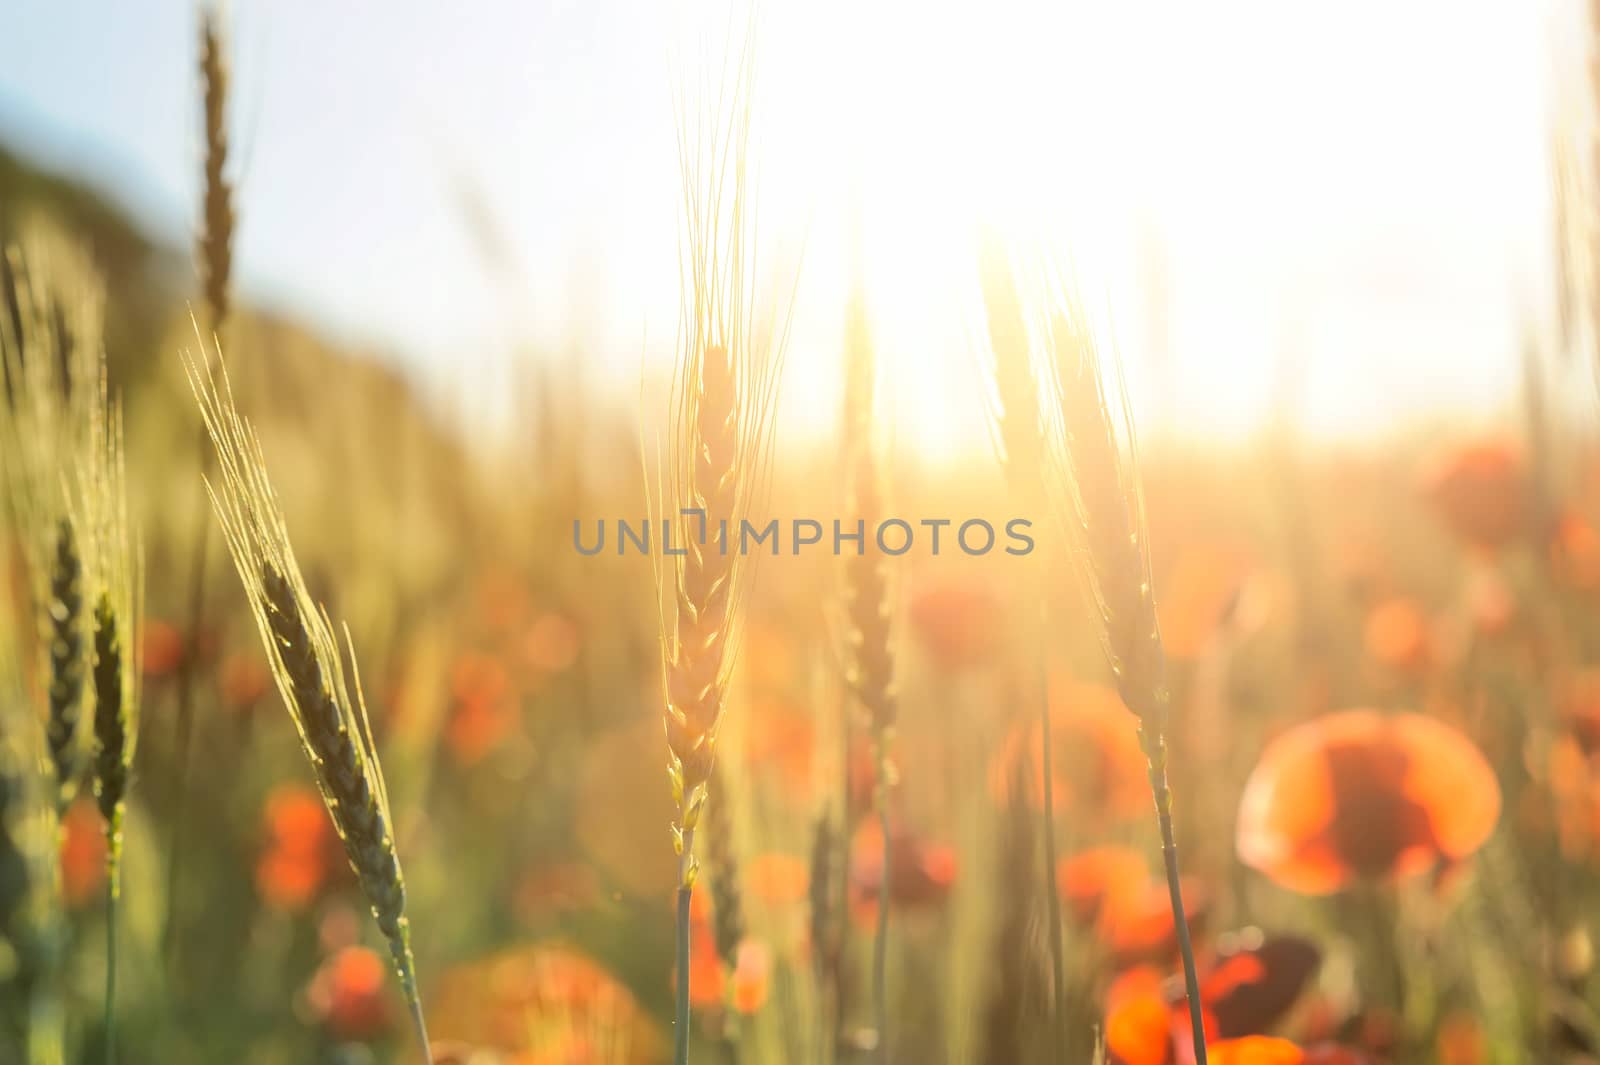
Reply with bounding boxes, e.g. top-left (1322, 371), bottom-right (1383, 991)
top-left (4, 3), bottom-right (1600, 1064)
